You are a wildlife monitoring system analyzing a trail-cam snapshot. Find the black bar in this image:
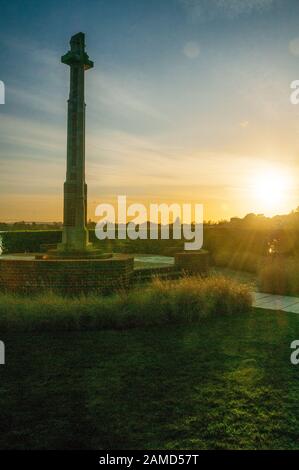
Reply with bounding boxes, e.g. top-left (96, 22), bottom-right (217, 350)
top-left (0, 450), bottom-right (296, 467)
